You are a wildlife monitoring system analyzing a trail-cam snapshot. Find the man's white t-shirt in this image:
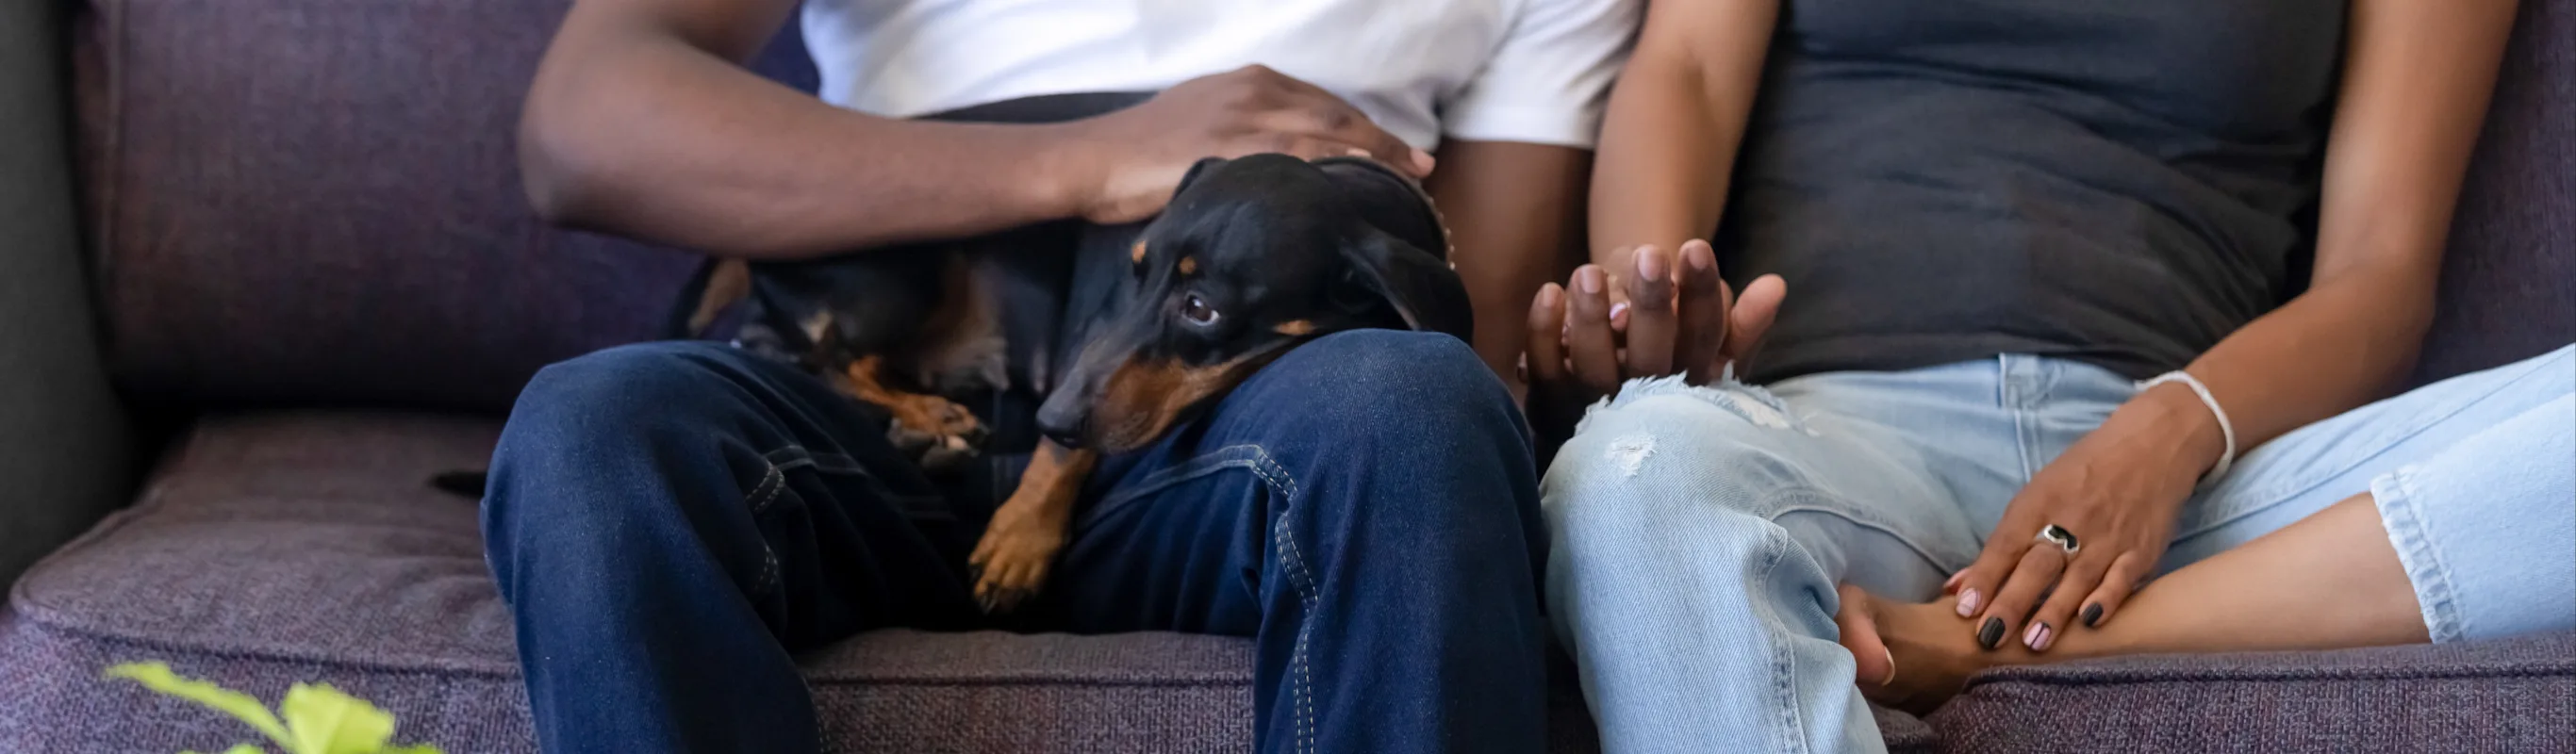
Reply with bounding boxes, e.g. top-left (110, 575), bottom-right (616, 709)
top-left (801, 0), bottom-right (1642, 150)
